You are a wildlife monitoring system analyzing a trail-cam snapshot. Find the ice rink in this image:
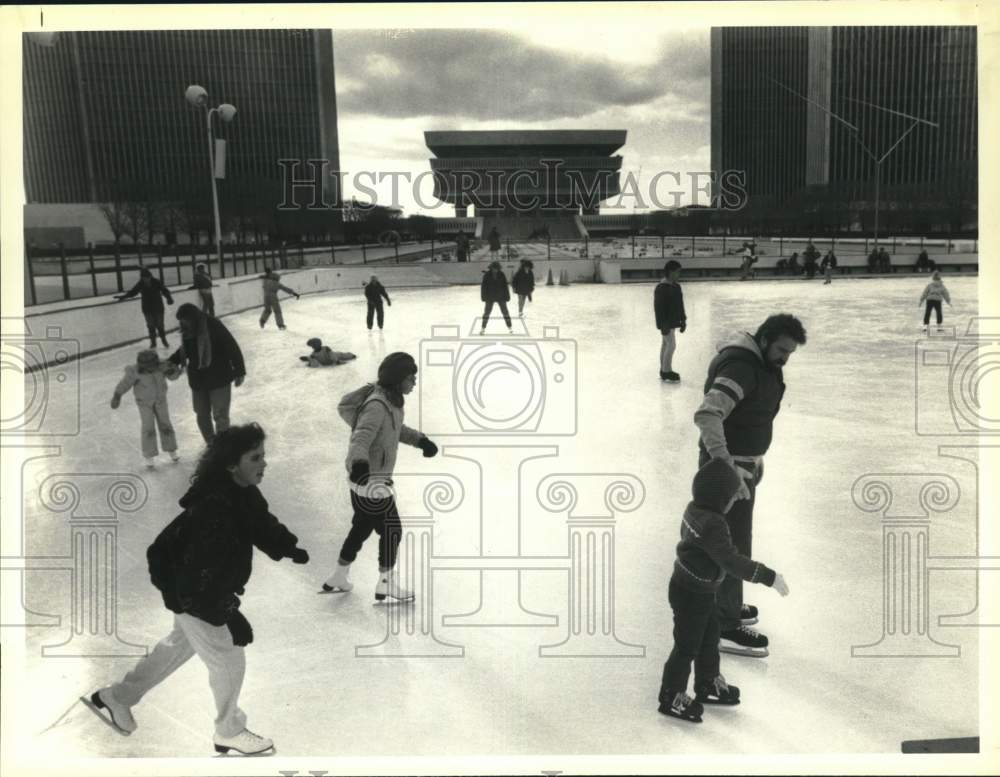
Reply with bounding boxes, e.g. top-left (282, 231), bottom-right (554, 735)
top-left (10, 273), bottom-right (984, 758)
